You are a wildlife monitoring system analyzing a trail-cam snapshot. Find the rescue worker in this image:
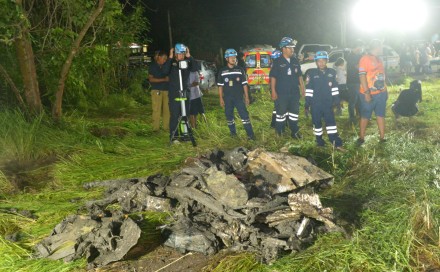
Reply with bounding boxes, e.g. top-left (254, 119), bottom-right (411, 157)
top-left (270, 37), bottom-right (305, 138)
top-left (305, 51), bottom-right (344, 149)
top-left (358, 39), bottom-right (388, 145)
top-left (217, 48), bottom-right (255, 140)
top-left (391, 80), bottom-right (422, 119)
top-left (162, 43), bottom-right (198, 141)
top-left (270, 49), bottom-right (281, 128)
